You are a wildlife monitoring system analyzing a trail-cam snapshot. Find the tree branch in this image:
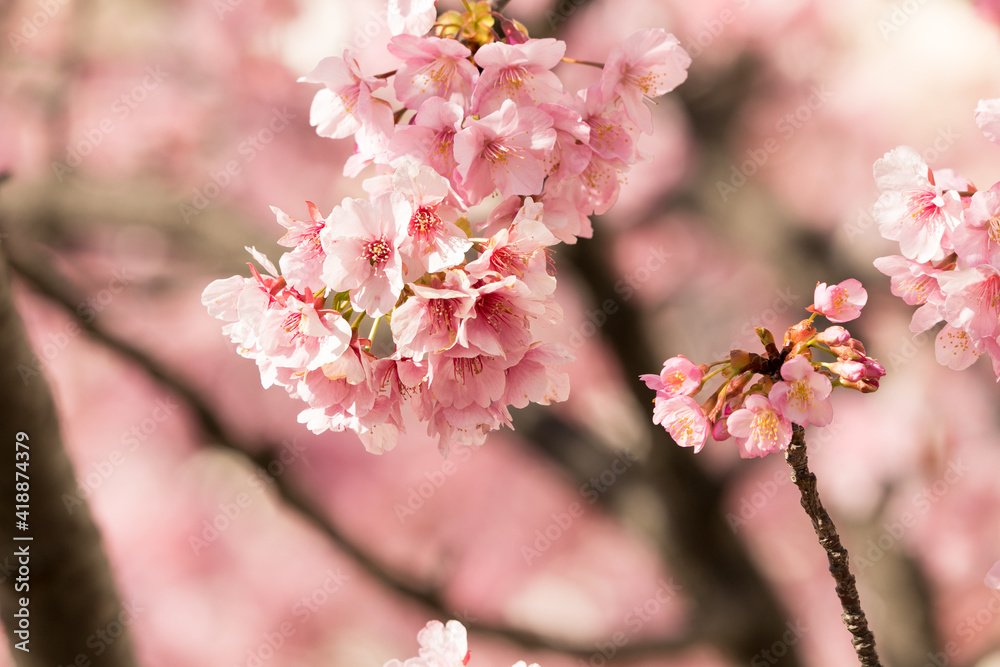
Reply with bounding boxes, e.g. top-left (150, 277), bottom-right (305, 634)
top-left (0, 250), bottom-right (139, 667)
top-left (4, 239), bottom-right (701, 661)
top-left (785, 424), bottom-right (882, 666)
top-left (560, 231), bottom-right (802, 665)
